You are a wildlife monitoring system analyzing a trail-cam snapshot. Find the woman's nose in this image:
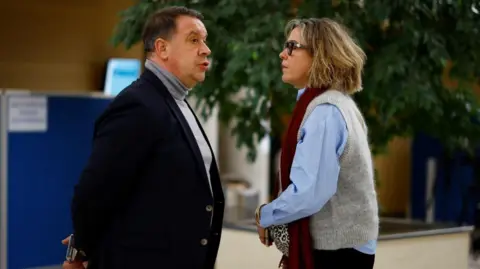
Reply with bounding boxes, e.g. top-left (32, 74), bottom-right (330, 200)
top-left (279, 48), bottom-right (287, 59)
